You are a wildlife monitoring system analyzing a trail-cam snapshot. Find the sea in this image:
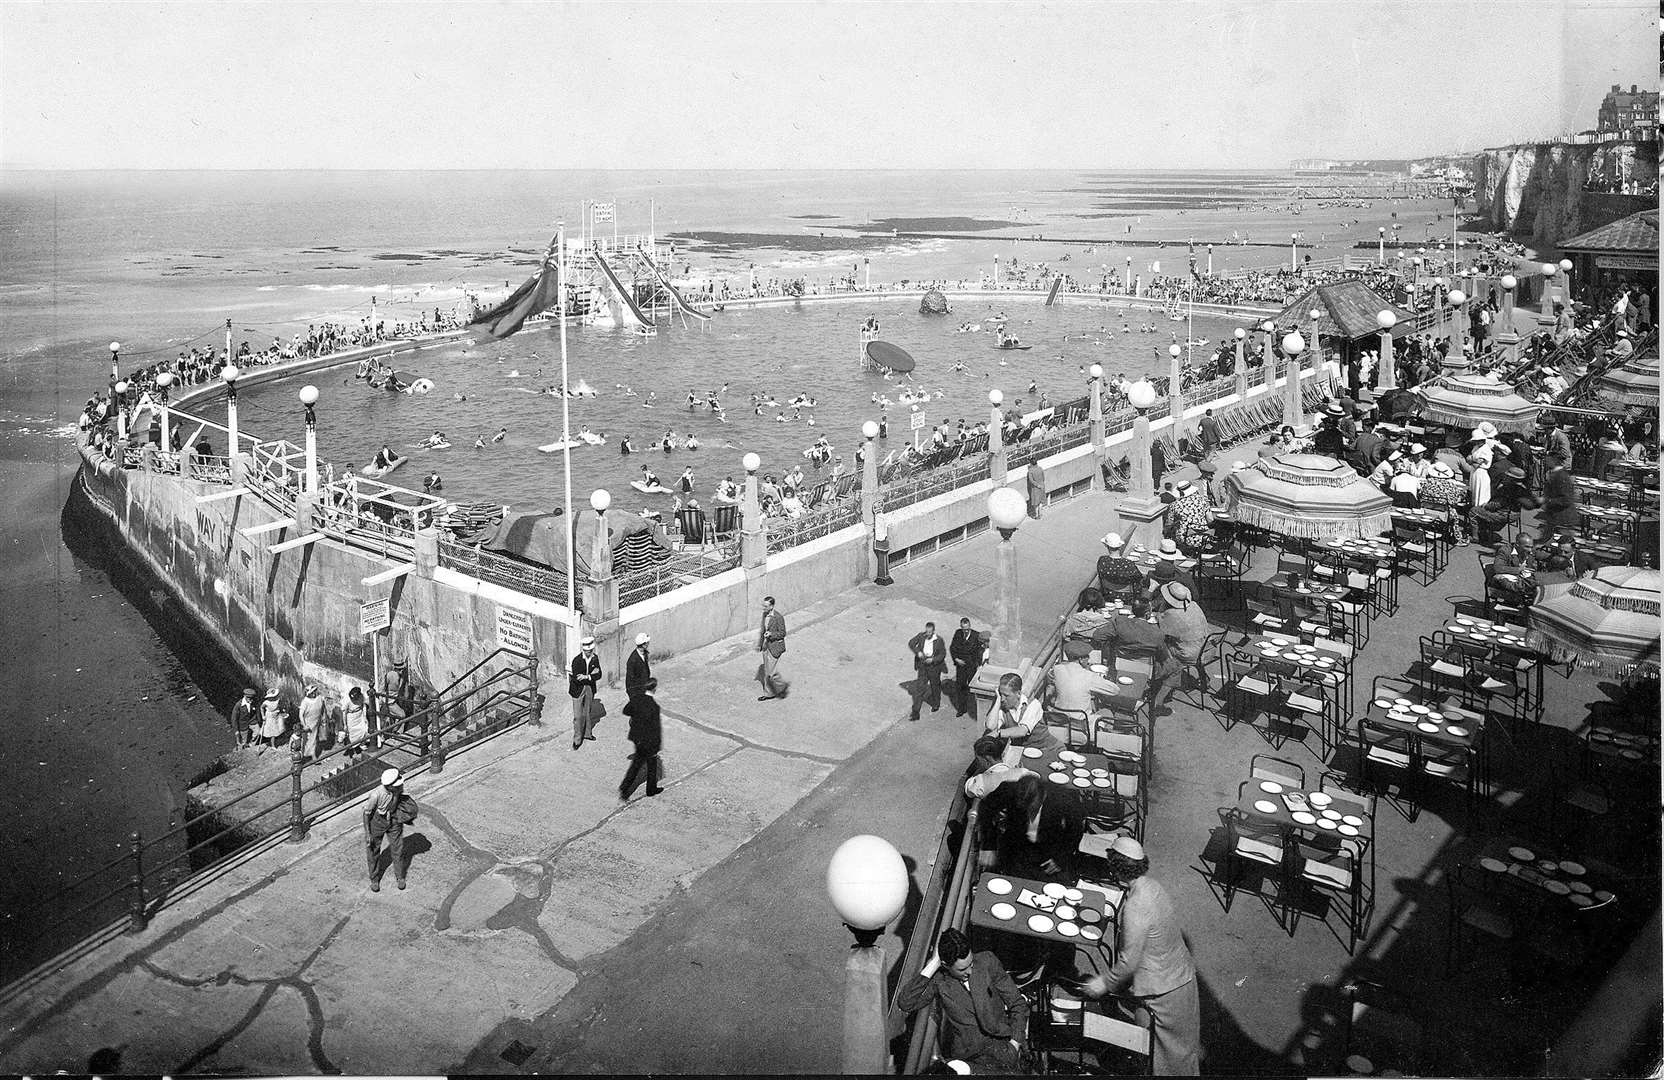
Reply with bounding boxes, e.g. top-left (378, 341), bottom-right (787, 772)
top-left (0, 169), bottom-right (1443, 944)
